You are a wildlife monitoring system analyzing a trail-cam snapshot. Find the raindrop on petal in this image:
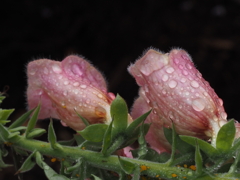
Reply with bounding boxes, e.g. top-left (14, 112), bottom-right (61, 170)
top-left (162, 74), bottom-right (169, 82)
top-left (52, 64), bottom-right (62, 73)
top-left (192, 99), bottom-right (205, 111)
top-left (43, 67), bottom-right (49, 74)
top-left (190, 80), bottom-right (199, 88)
top-left (166, 67), bottom-right (175, 74)
top-left (168, 80), bottom-right (177, 88)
